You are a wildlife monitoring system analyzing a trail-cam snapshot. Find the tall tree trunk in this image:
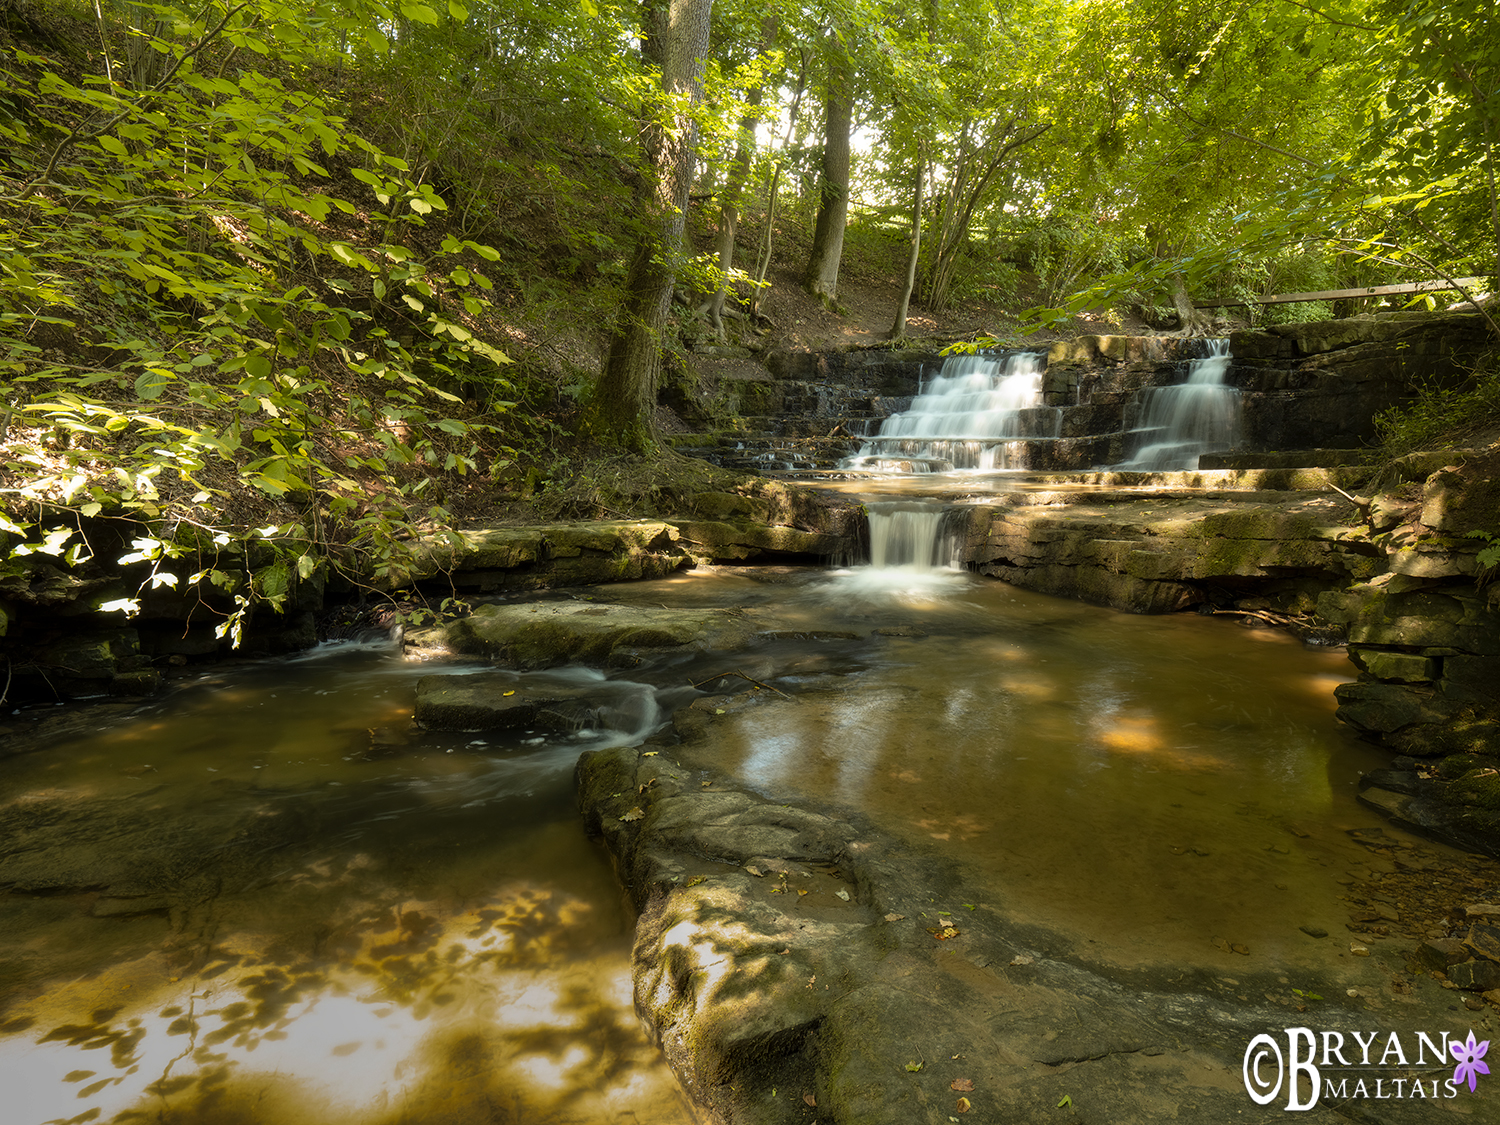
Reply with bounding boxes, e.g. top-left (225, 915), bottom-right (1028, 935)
top-left (592, 0), bottom-right (713, 451)
top-left (891, 143), bottom-right (925, 339)
top-left (748, 48), bottom-right (808, 319)
top-left (802, 46), bottom-right (852, 305)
